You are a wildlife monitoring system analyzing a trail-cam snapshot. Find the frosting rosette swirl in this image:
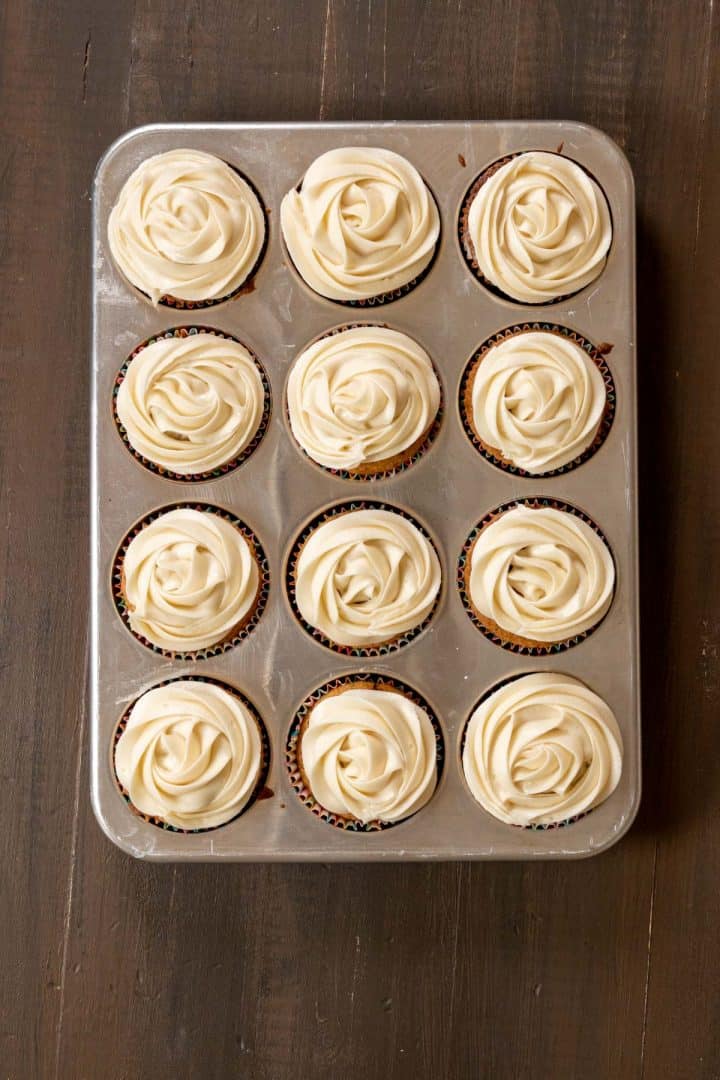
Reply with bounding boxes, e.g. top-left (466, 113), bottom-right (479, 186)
top-left (108, 149), bottom-right (266, 304)
top-left (280, 147), bottom-right (440, 301)
top-left (287, 326), bottom-right (441, 471)
top-left (115, 680), bottom-right (263, 829)
top-left (467, 505), bottom-right (614, 644)
top-left (300, 685), bottom-right (438, 823)
top-left (293, 508), bottom-right (441, 647)
top-left (466, 152), bottom-right (612, 302)
top-left (121, 508), bottom-right (260, 652)
top-left (468, 331), bottom-right (606, 473)
top-left (116, 333), bottom-right (265, 475)
top-left (462, 673), bottom-right (623, 825)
